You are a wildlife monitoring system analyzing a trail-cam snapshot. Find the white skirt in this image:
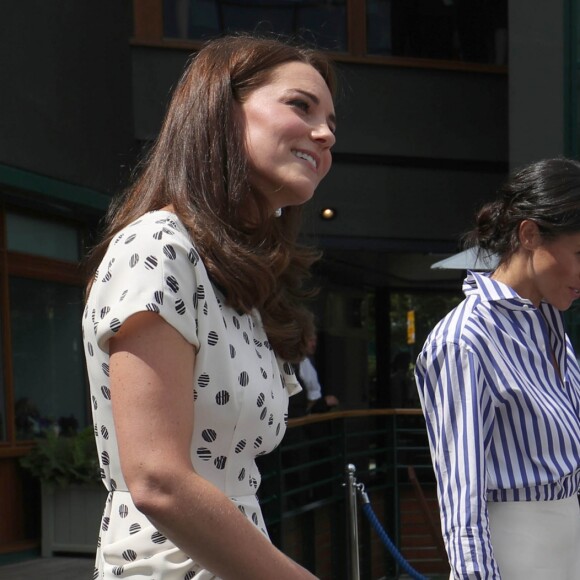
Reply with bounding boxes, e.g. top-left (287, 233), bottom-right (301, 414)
top-left (486, 495), bottom-right (580, 580)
